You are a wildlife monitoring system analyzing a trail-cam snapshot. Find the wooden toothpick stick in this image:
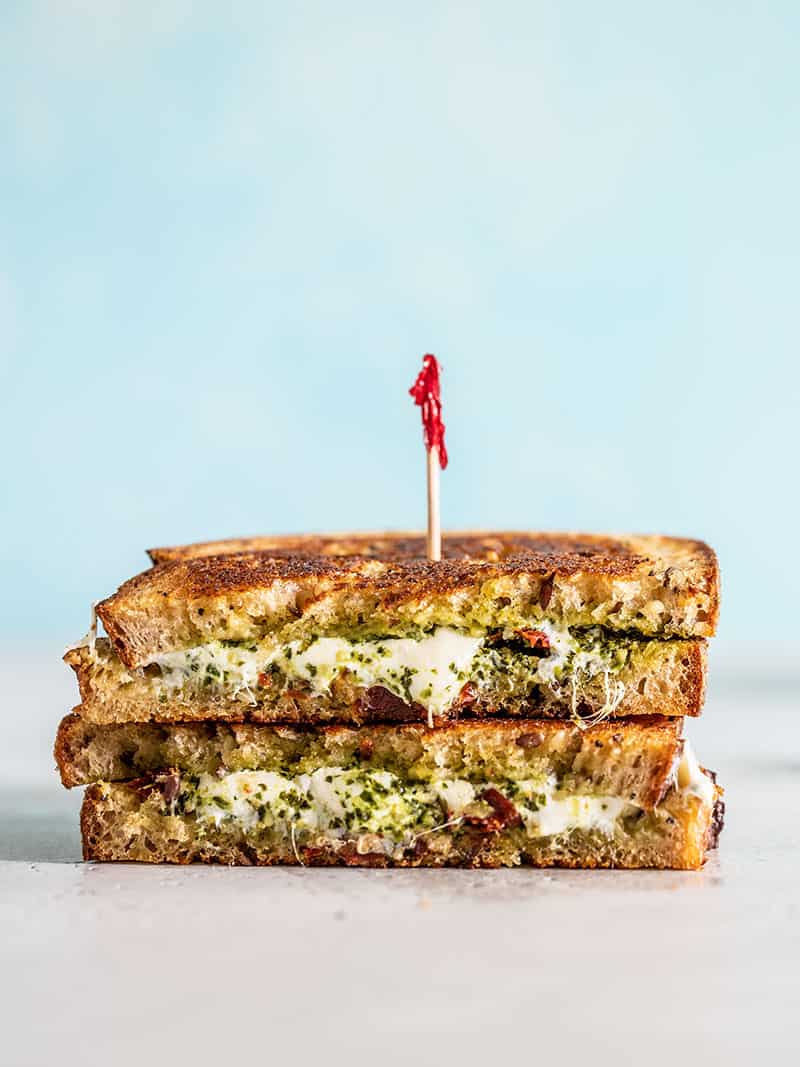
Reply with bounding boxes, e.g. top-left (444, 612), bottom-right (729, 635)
top-left (427, 446), bottom-right (441, 561)
top-left (409, 354), bottom-right (448, 562)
